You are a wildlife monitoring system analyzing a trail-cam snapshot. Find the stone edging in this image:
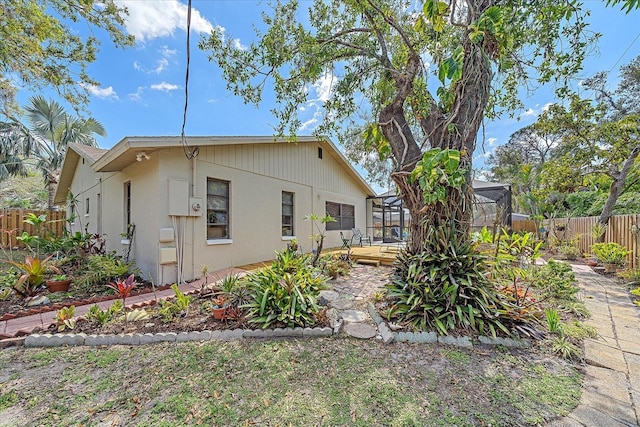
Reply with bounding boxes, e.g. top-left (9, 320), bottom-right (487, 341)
top-left (367, 303), bottom-right (531, 348)
top-left (21, 327), bottom-right (333, 348)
